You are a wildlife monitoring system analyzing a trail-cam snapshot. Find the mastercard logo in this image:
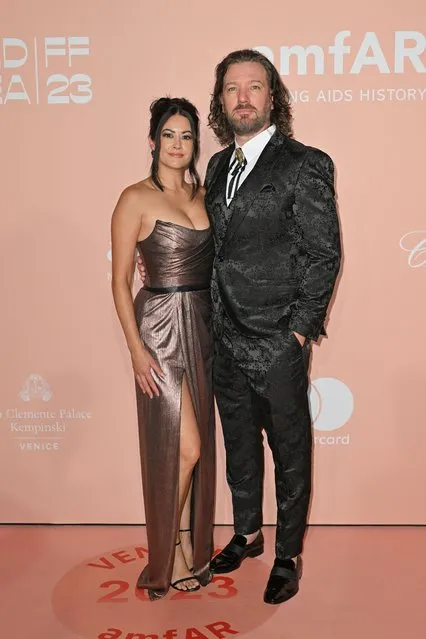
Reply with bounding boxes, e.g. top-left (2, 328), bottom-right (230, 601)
top-left (309, 377), bottom-right (354, 432)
